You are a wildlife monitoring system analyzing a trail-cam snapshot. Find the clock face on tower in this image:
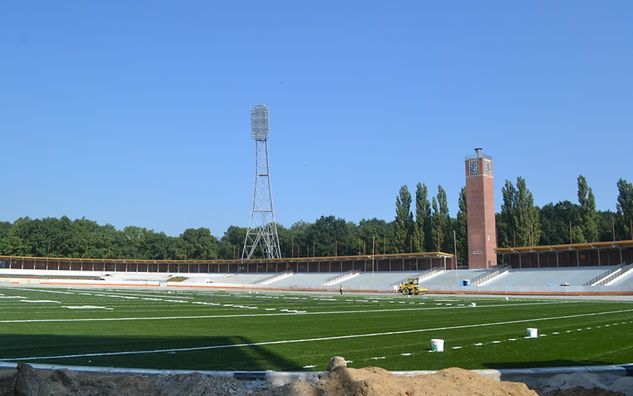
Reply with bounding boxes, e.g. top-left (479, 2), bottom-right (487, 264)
top-left (469, 160), bottom-right (480, 176)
